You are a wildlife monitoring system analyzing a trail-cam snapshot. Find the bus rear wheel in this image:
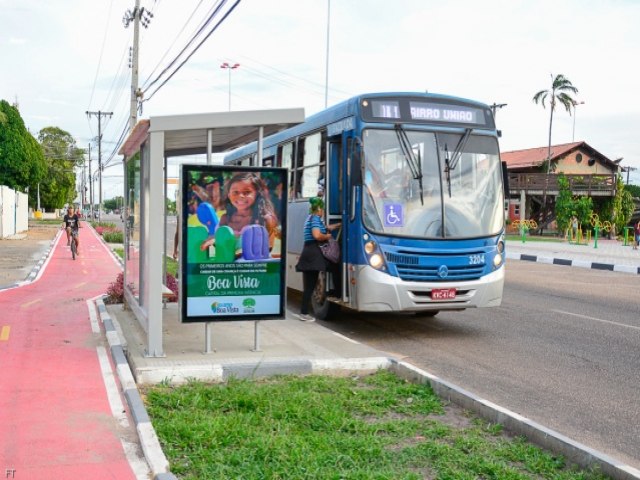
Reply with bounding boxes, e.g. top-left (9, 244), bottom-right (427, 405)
top-left (311, 272), bottom-right (340, 321)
